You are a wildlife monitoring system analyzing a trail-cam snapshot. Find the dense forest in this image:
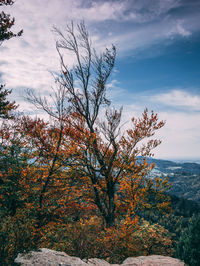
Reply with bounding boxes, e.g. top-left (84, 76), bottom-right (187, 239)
top-left (0, 1), bottom-right (200, 266)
